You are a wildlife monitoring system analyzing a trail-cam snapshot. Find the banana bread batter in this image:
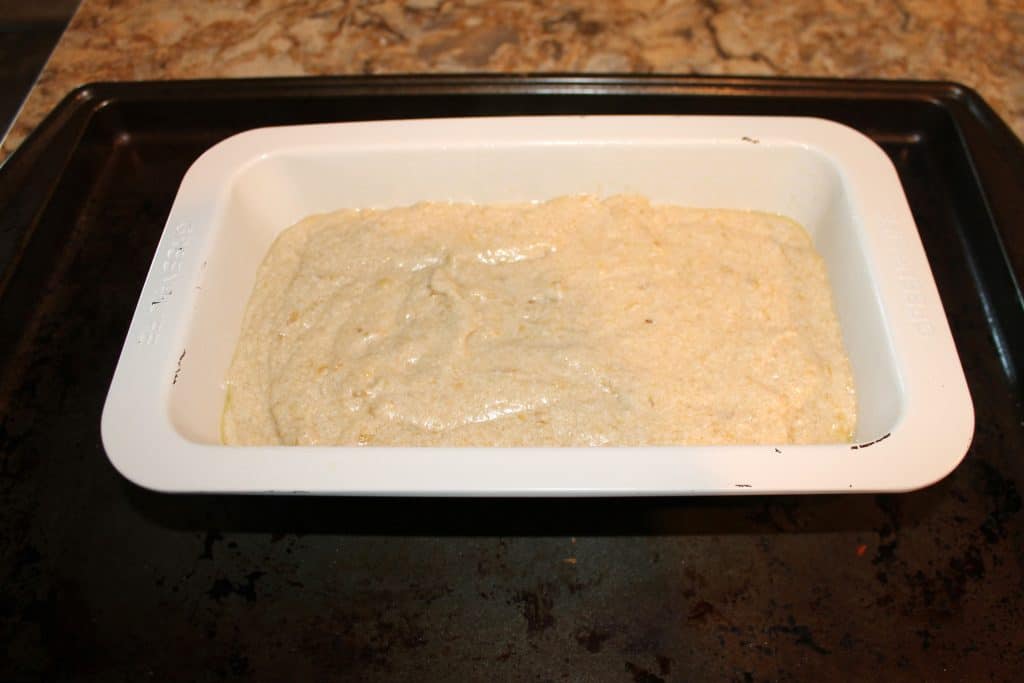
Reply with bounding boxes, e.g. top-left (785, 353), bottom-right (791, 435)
top-left (222, 195), bottom-right (855, 446)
